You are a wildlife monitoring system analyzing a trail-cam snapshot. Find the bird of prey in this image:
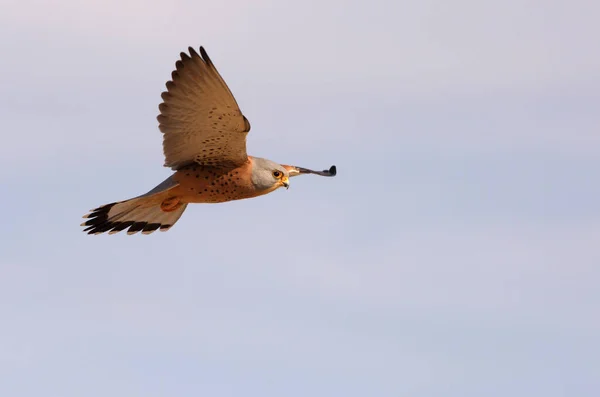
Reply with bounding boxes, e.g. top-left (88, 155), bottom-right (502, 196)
top-left (81, 46), bottom-right (336, 235)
